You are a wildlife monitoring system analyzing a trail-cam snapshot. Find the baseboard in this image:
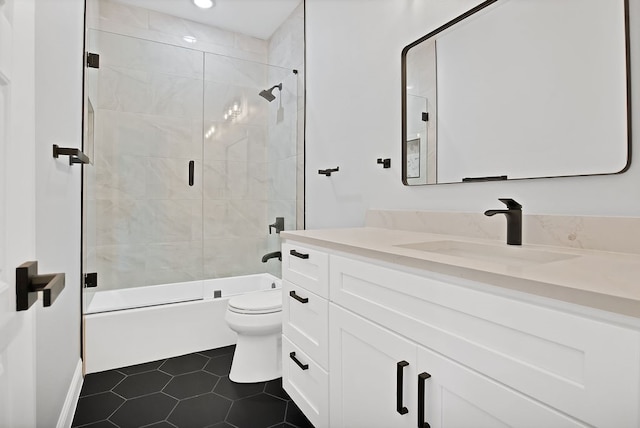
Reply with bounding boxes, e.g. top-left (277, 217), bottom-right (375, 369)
top-left (56, 359), bottom-right (83, 428)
